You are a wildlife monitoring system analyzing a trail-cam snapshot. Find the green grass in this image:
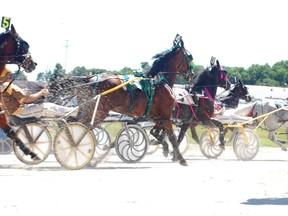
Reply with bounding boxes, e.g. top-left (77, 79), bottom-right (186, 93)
top-left (191, 125), bottom-right (286, 148)
top-left (101, 122), bottom-right (286, 148)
